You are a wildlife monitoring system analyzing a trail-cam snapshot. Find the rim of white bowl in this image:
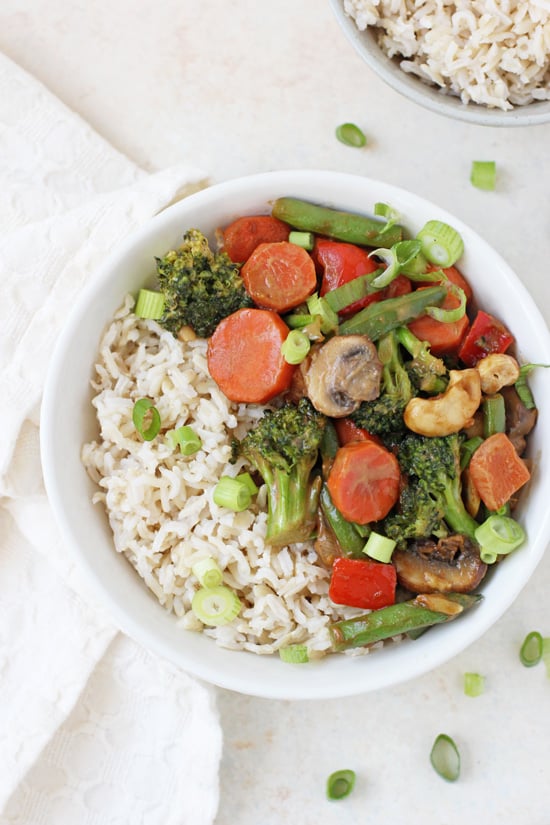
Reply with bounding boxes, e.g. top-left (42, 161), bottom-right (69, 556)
top-left (40, 170), bottom-right (550, 699)
top-left (329, 0), bottom-right (550, 127)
